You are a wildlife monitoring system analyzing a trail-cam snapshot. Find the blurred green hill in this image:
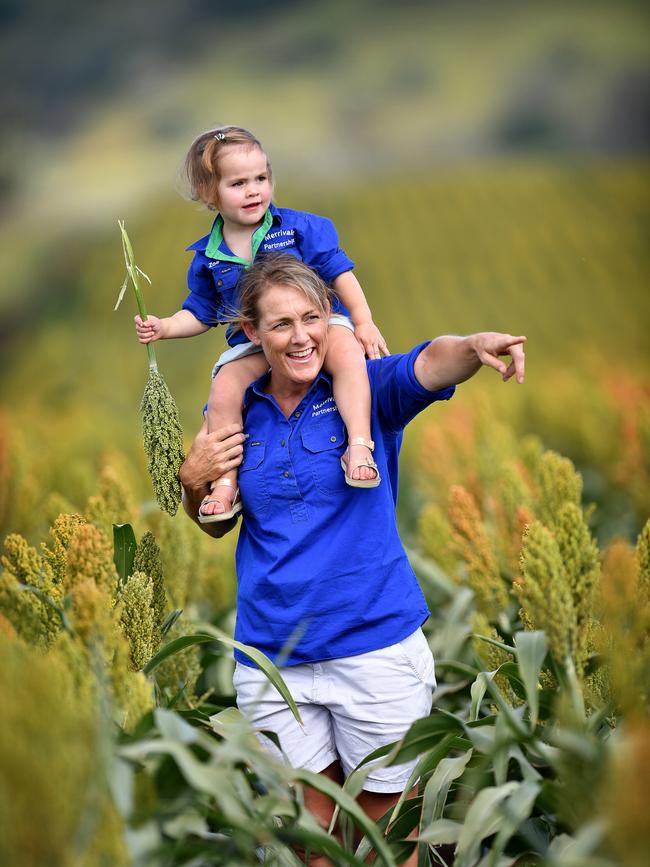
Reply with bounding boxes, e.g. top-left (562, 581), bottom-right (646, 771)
top-left (2, 0), bottom-right (648, 314)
